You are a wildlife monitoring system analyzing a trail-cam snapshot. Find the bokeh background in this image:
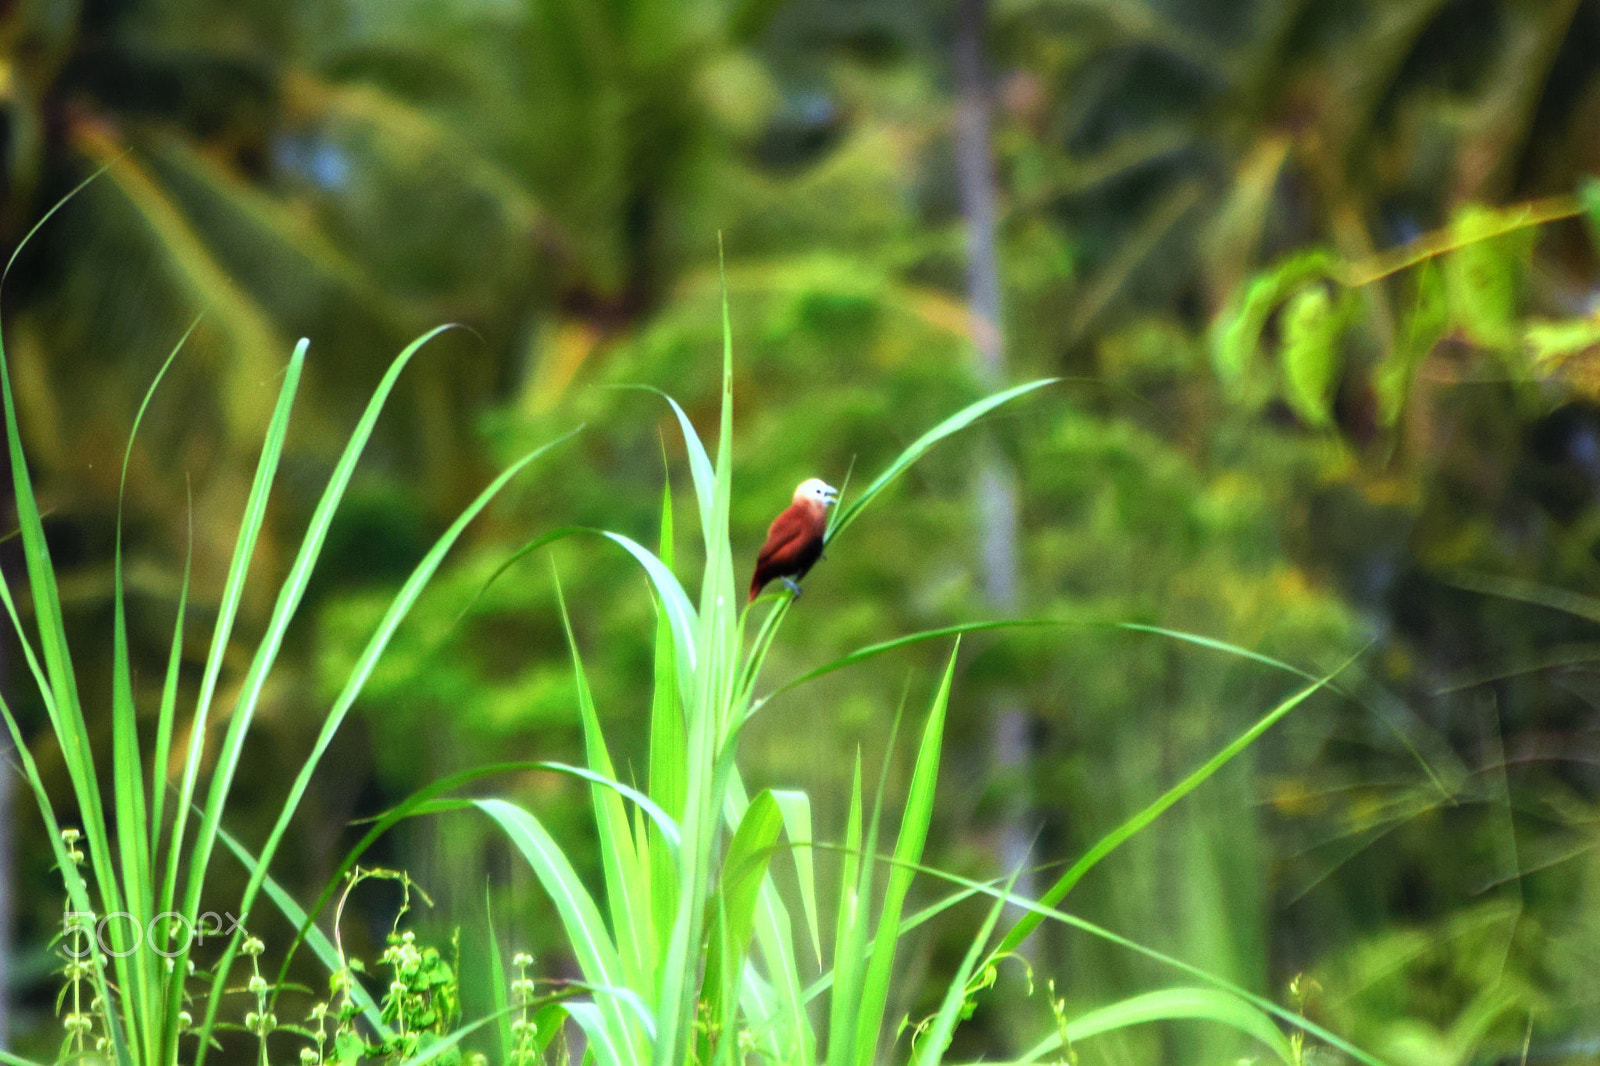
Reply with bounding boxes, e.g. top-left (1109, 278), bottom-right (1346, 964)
top-left (4, 0), bottom-right (1600, 1061)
